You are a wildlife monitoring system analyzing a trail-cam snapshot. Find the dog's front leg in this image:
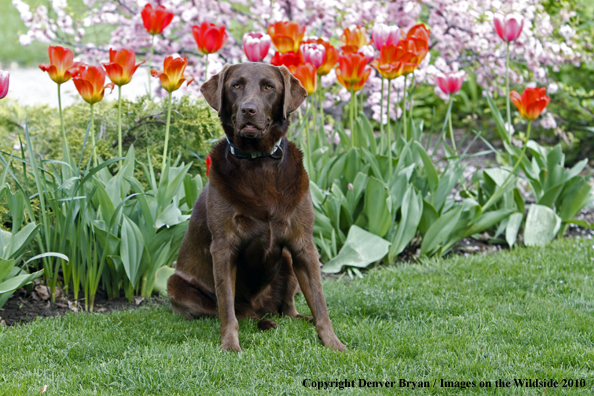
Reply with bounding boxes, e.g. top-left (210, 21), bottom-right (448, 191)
top-left (290, 240), bottom-right (347, 351)
top-left (211, 241), bottom-right (241, 352)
